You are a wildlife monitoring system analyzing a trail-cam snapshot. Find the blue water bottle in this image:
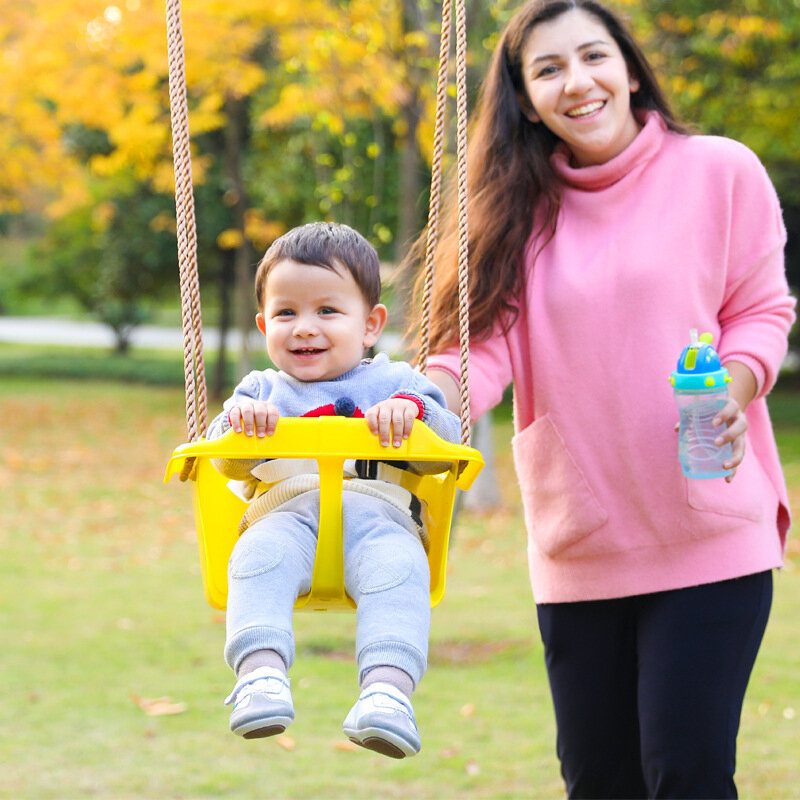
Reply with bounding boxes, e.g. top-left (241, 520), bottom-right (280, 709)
top-left (669, 330), bottom-right (733, 479)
